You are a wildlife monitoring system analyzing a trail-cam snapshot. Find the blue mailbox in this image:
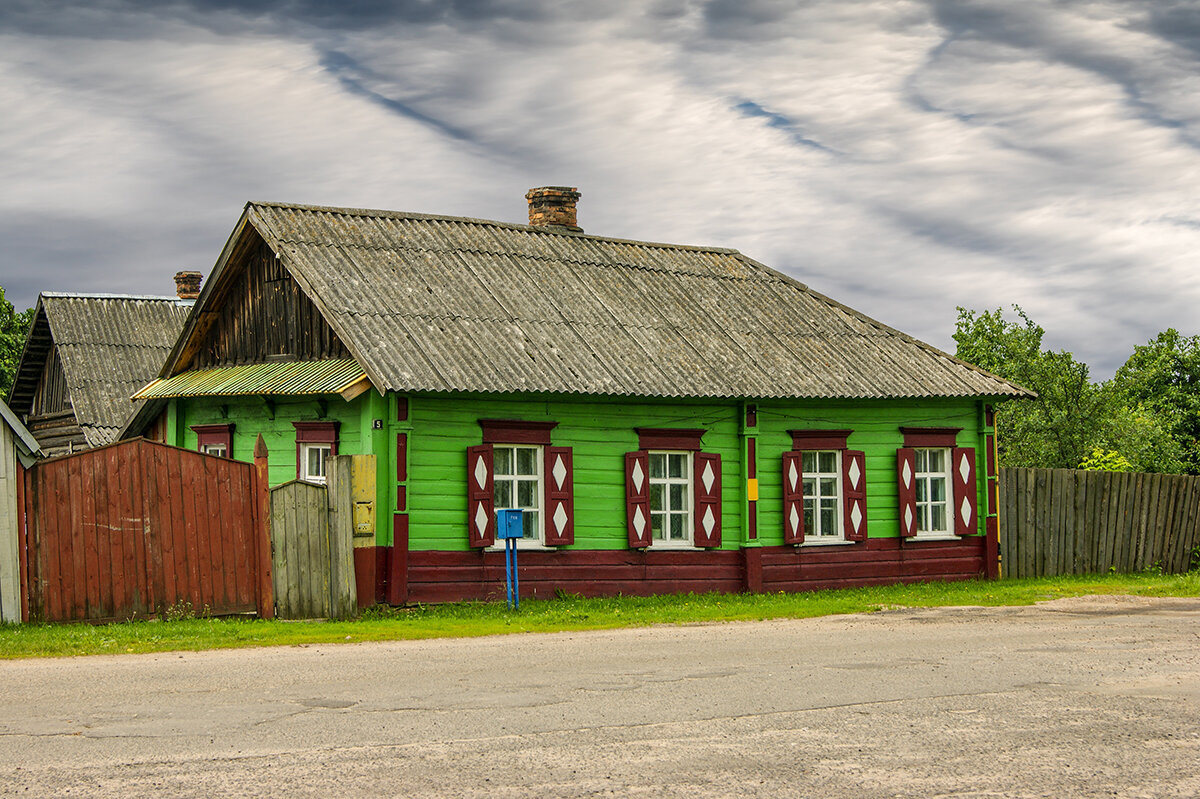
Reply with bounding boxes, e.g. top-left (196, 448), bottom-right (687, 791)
top-left (496, 509), bottom-right (523, 610)
top-left (496, 508), bottom-right (524, 540)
